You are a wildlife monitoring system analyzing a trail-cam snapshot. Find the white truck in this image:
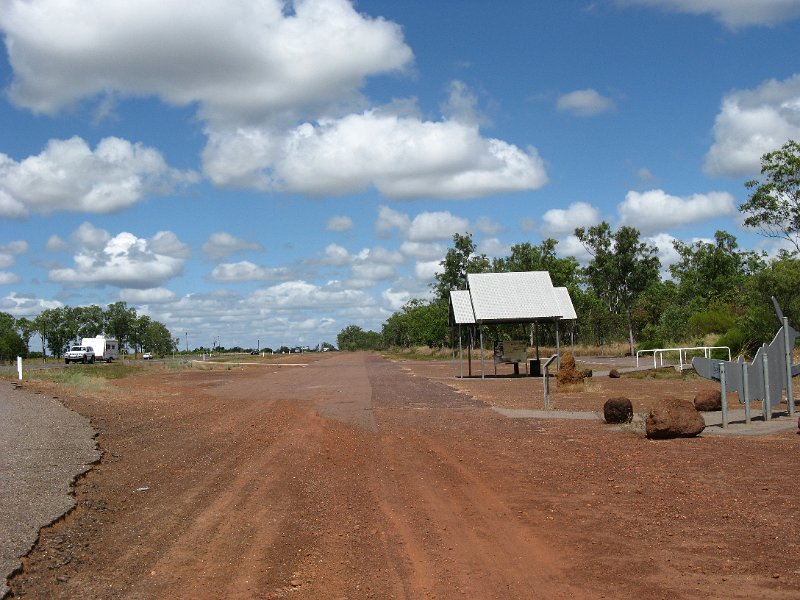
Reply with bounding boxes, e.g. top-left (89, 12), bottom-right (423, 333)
top-left (81, 336), bottom-right (120, 362)
top-left (65, 345), bottom-right (95, 364)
